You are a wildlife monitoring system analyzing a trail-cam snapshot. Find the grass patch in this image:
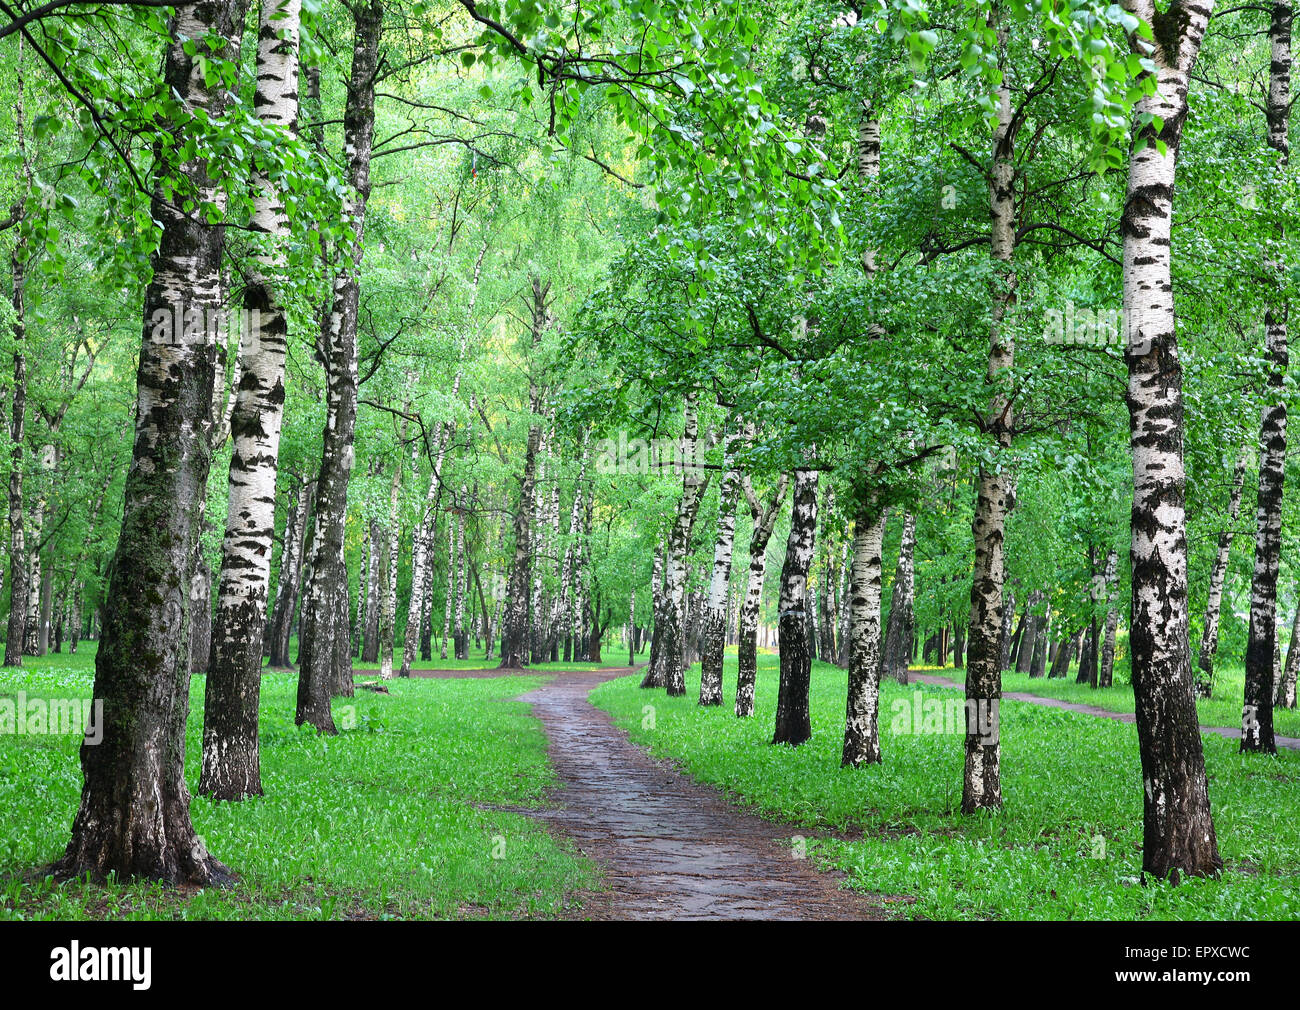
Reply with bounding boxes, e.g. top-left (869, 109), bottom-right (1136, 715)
top-left (1, 645), bottom-right (596, 920)
top-left (924, 663), bottom-right (1300, 739)
top-left (592, 653), bottom-right (1300, 920)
